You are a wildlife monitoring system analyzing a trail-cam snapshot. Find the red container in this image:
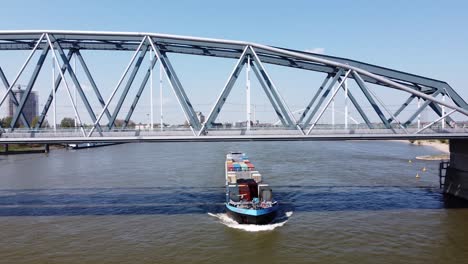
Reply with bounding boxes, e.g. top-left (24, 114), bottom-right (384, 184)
top-left (238, 184), bottom-right (251, 201)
